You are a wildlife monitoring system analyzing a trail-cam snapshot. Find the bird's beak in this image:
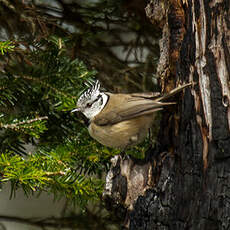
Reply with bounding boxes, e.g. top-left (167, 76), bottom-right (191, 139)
top-left (71, 108), bottom-right (80, 113)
